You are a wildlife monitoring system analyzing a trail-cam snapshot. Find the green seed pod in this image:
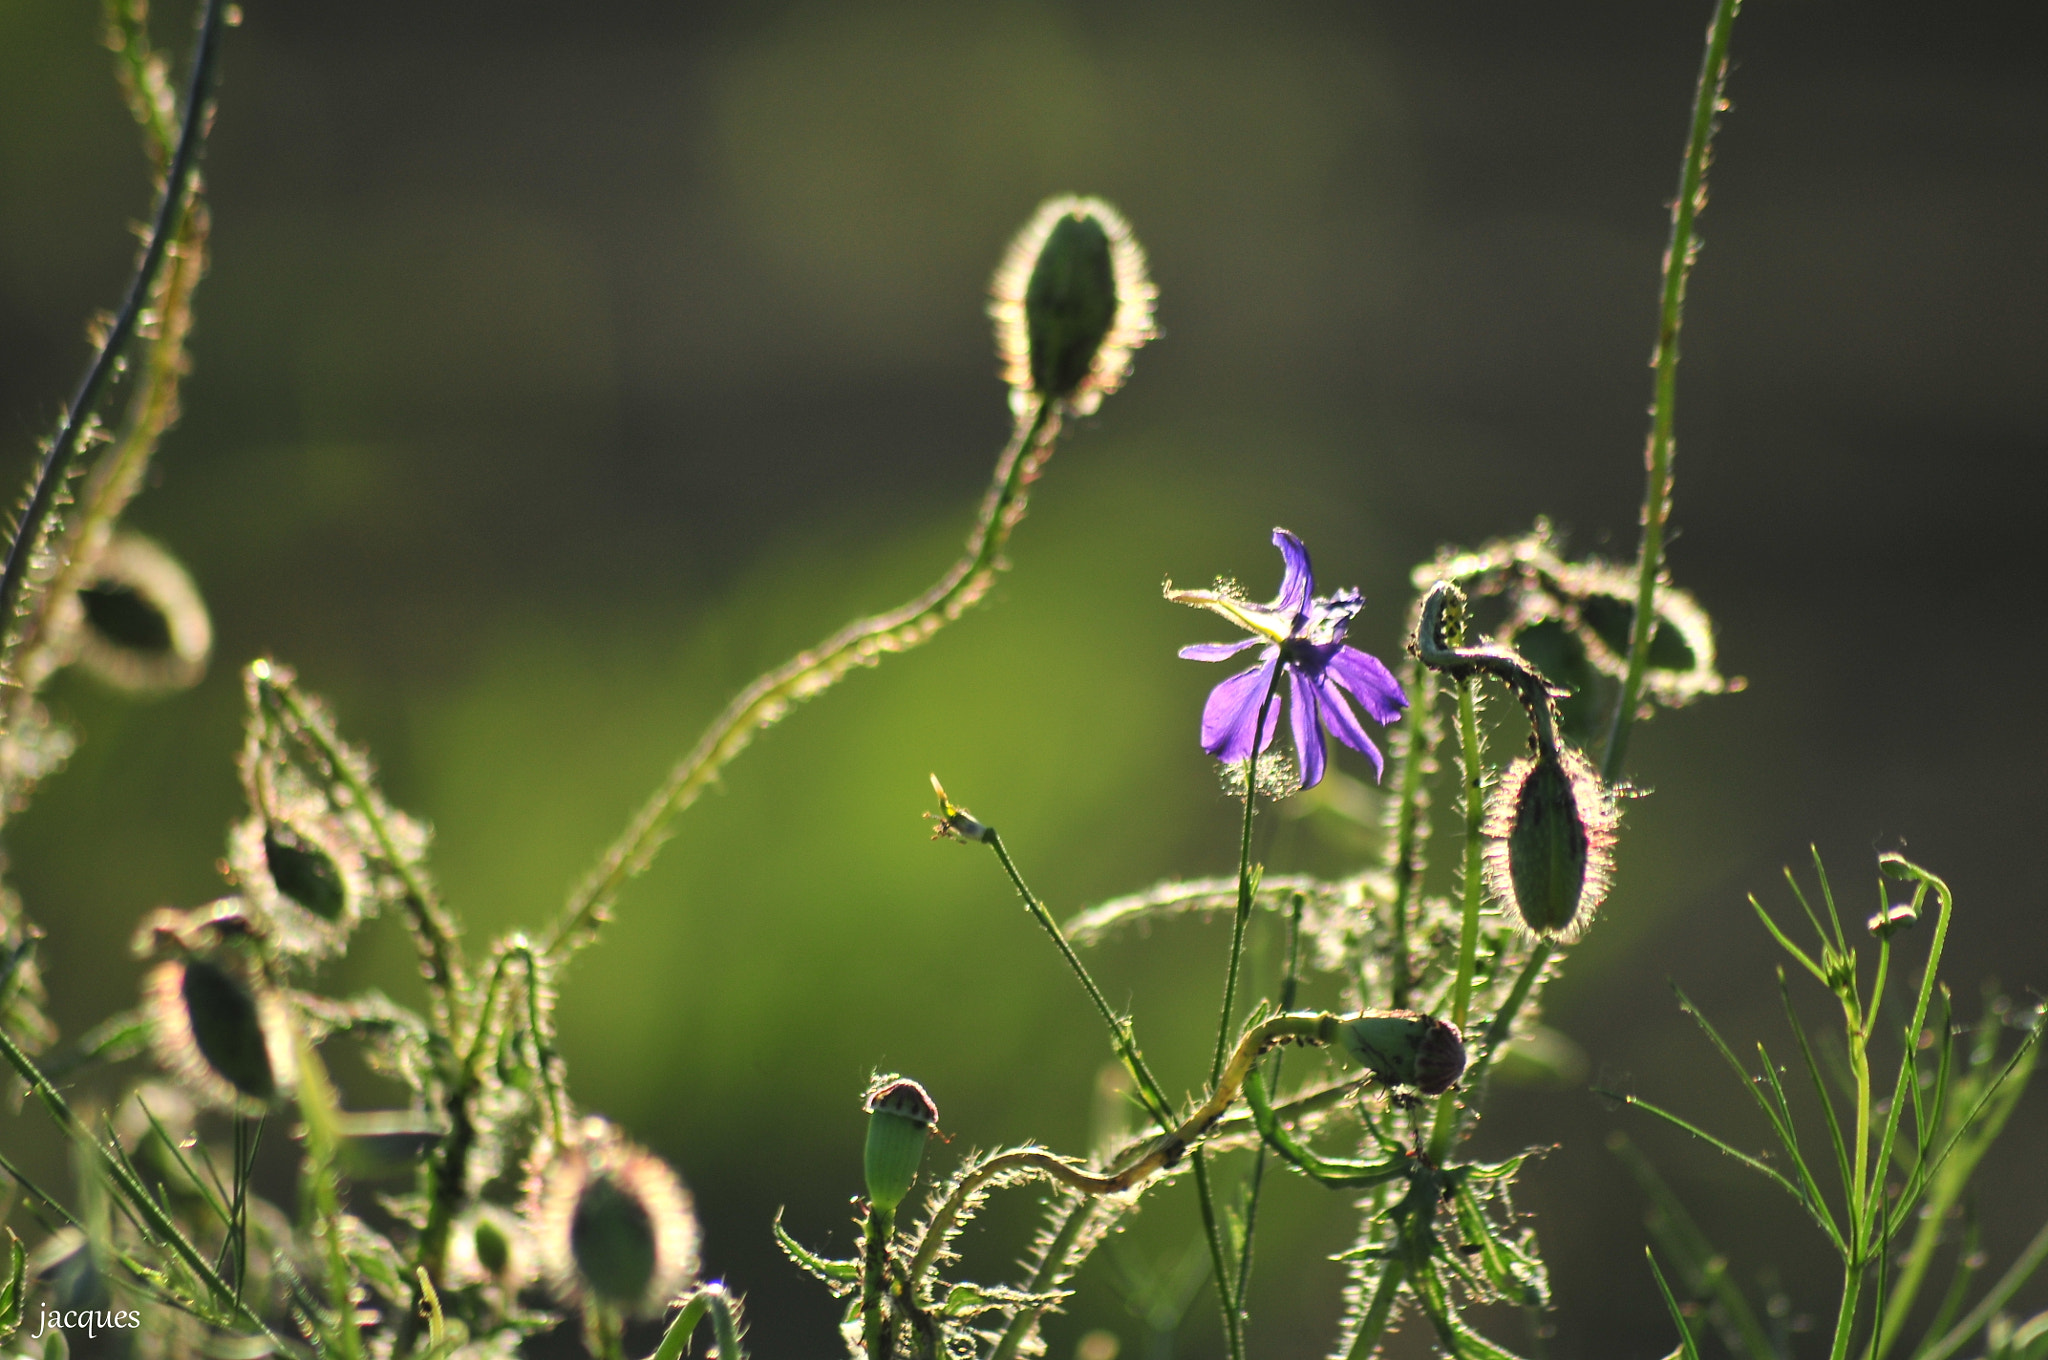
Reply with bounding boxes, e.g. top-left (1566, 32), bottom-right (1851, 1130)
top-left (1338, 1010), bottom-right (1467, 1095)
top-left (537, 1119), bottom-right (699, 1316)
top-left (991, 196), bottom-right (1155, 417)
top-left (862, 1076), bottom-right (937, 1213)
top-left (1483, 744), bottom-right (1617, 940)
top-left (145, 956), bottom-right (295, 1113)
top-left (68, 531), bottom-right (212, 693)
